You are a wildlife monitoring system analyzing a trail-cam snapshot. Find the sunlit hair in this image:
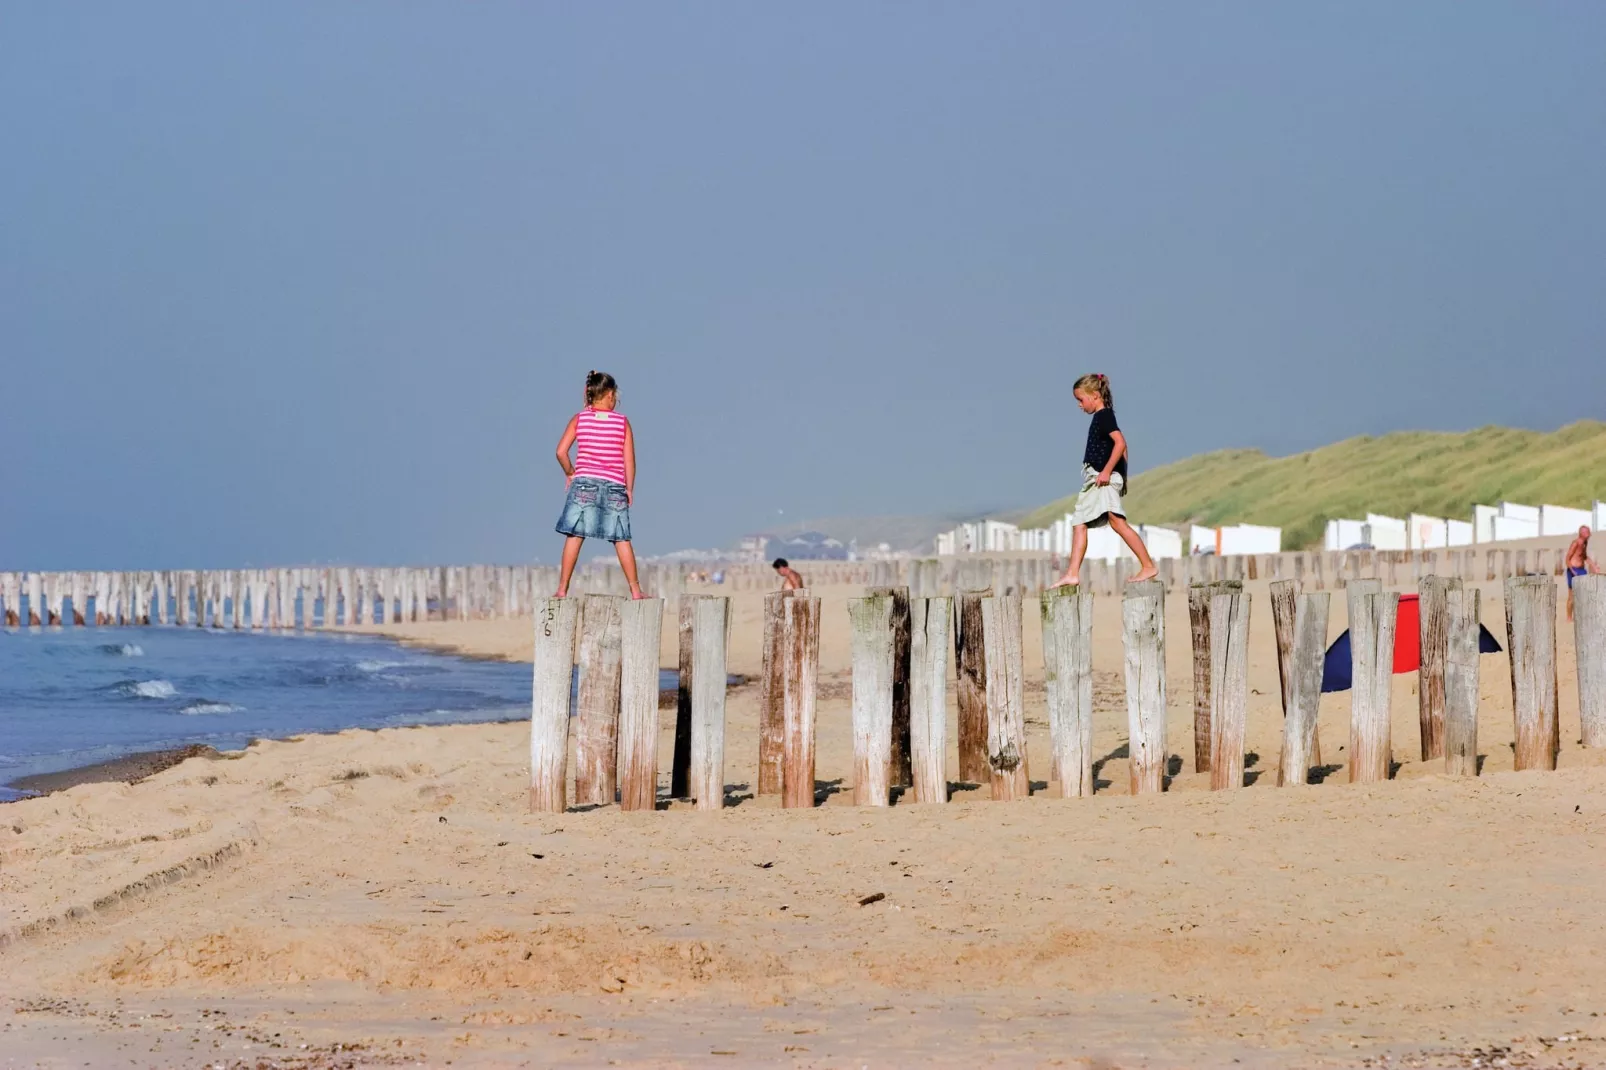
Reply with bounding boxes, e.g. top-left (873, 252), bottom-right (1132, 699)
top-left (1072, 372), bottom-right (1113, 409)
top-left (585, 370), bottom-right (618, 406)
